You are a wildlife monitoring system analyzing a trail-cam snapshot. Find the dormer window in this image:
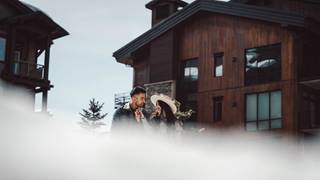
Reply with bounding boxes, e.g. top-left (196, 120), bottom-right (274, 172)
top-left (155, 4), bottom-right (170, 20)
